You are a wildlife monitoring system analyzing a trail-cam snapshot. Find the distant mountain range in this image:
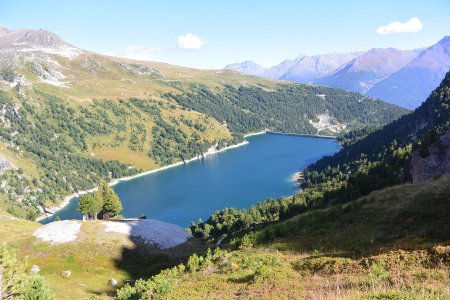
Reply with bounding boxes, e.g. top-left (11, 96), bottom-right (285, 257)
top-left (225, 37), bottom-right (450, 109)
top-left (269, 52), bottom-right (362, 82)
